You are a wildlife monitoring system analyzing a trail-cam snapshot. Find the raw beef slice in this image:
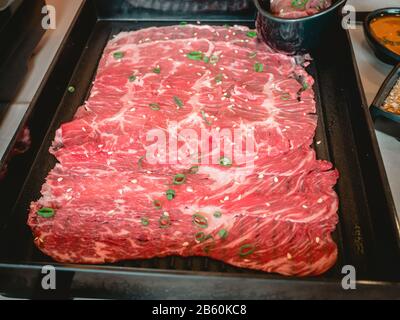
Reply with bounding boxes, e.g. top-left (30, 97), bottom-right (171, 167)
top-left (28, 25), bottom-right (339, 276)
